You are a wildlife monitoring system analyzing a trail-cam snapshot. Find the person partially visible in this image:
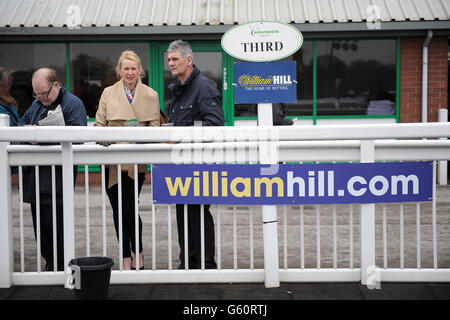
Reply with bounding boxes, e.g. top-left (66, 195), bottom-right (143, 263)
top-left (366, 80), bottom-right (395, 115)
top-left (272, 103), bottom-right (293, 126)
top-left (95, 50), bottom-right (160, 270)
top-left (166, 40), bottom-right (224, 269)
top-left (10, 70), bottom-right (34, 118)
top-left (0, 68), bottom-right (19, 126)
top-left (18, 68), bottom-right (87, 271)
